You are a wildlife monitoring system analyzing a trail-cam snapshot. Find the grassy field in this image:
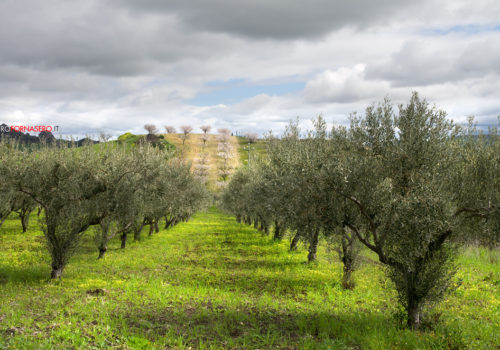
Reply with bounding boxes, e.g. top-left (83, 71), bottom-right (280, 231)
top-left (0, 208), bottom-right (499, 349)
top-left (235, 137), bottom-right (268, 166)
